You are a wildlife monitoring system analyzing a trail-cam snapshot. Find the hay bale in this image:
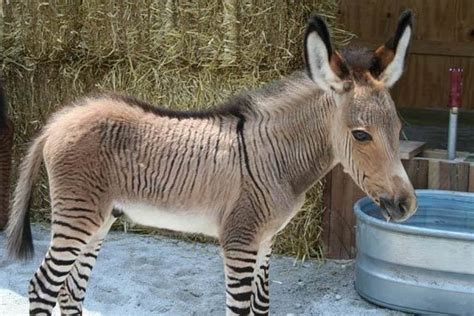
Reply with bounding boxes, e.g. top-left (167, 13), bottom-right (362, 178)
top-left (1, 0), bottom-right (352, 259)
